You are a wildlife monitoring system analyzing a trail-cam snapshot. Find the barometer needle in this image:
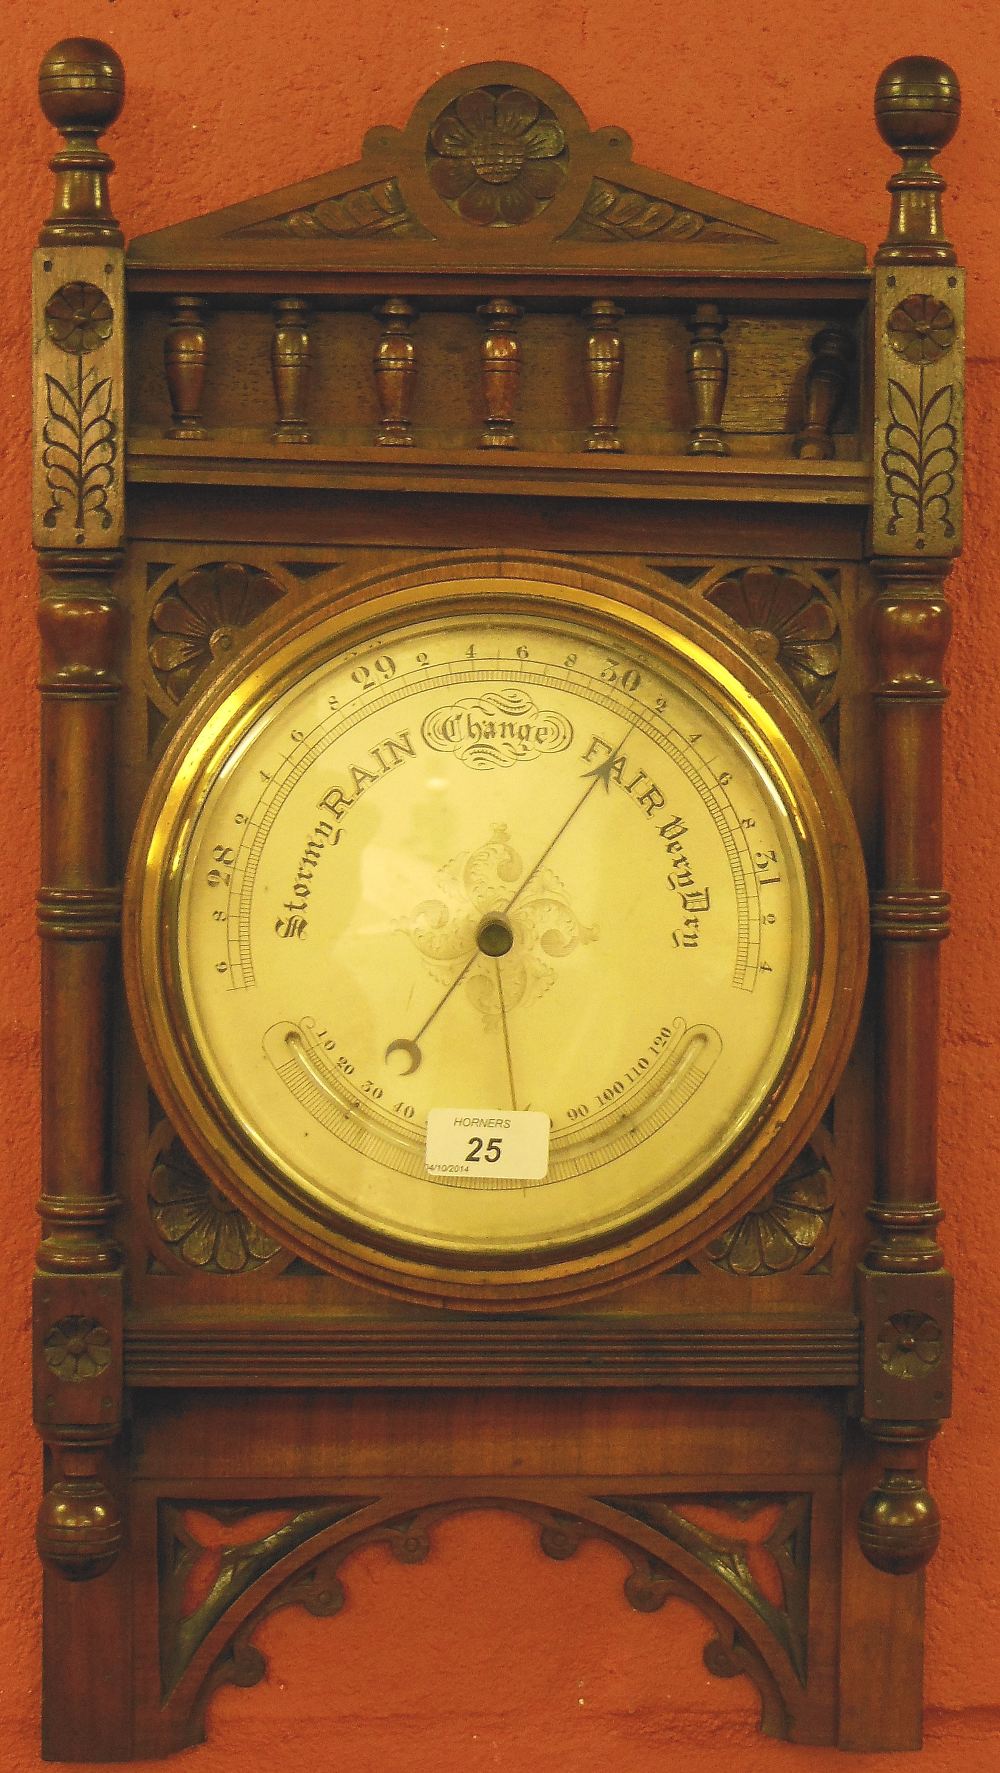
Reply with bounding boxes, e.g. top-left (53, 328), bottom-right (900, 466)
top-left (501, 725), bottom-right (636, 920)
top-left (495, 961), bottom-right (518, 1111)
top-left (385, 721), bottom-right (636, 1072)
